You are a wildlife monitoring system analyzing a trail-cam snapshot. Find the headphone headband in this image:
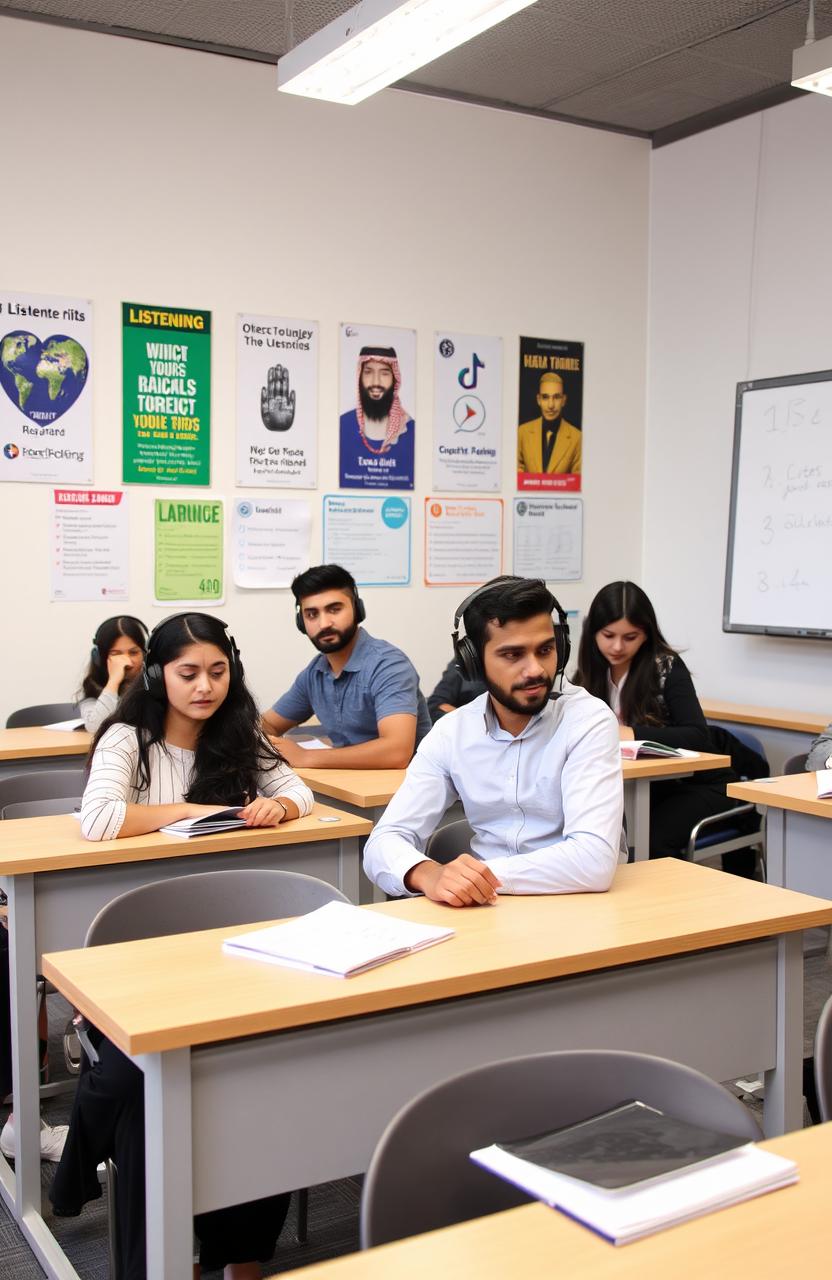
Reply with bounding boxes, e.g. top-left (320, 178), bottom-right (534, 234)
top-left (142, 613), bottom-right (242, 700)
top-left (451, 576), bottom-right (570, 684)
